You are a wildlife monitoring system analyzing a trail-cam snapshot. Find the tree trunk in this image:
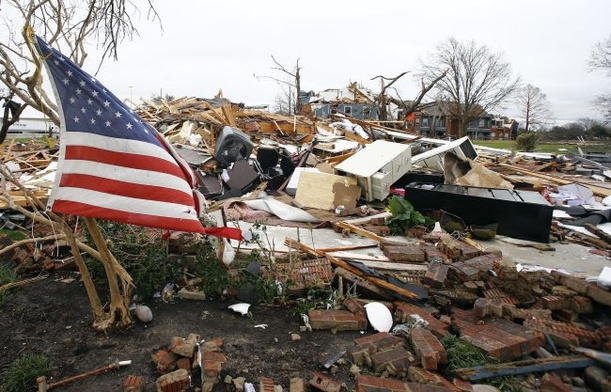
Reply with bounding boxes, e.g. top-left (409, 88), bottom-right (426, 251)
top-left (84, 217), bottom-right (133, 329)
